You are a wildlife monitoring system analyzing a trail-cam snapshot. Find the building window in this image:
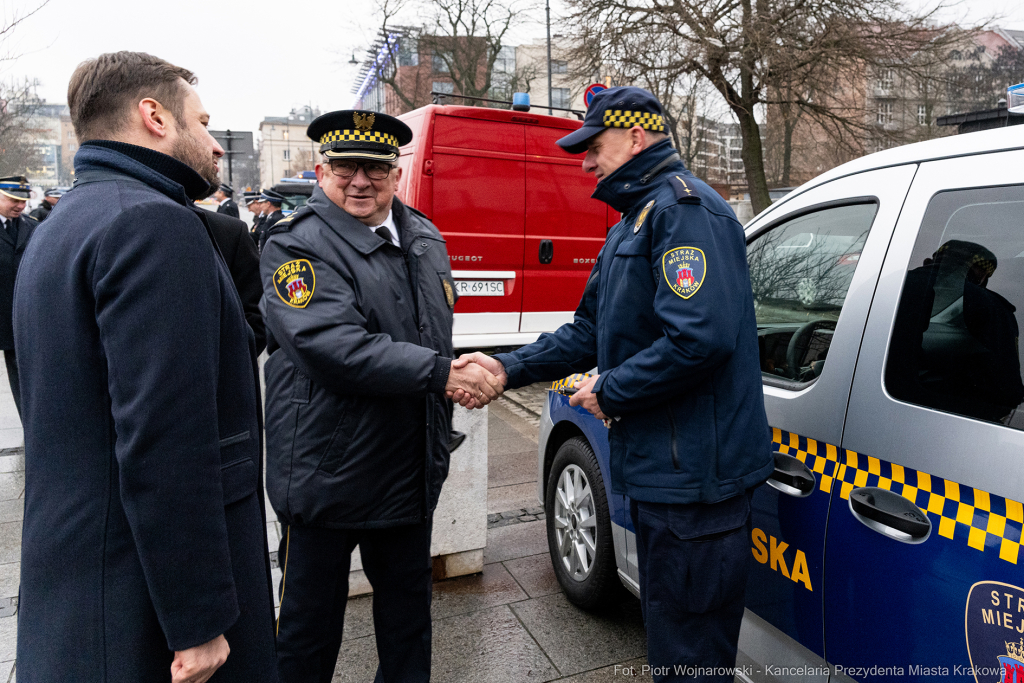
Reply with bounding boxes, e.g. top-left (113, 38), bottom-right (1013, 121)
top-left (876, 68), bottom-right (894, 91)
top-left (551, 60), bottom-right (568, 74)
top-left (876, 102), bottom-right (893, 124)
top-left (551, 87), bottom-right (570, 109)
top-left (493, 45), bottom-right (515, 74)
top-left (917, 104), bottom-right (928, 126)
top-left (432, 53), bottom-right (450, 73)
top-left (398, 38), bottom-right (419, 67)
top-left (433, 81), bottom-right (455, 95)
top-left (283, 149), bottom-right (291, 161)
